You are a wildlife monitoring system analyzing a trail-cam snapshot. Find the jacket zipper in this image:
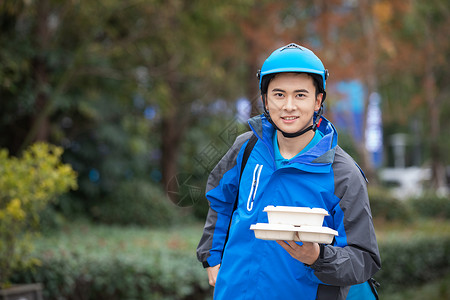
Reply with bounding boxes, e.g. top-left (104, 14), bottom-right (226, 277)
top-left (247, 164), bottom-right (263, 211)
